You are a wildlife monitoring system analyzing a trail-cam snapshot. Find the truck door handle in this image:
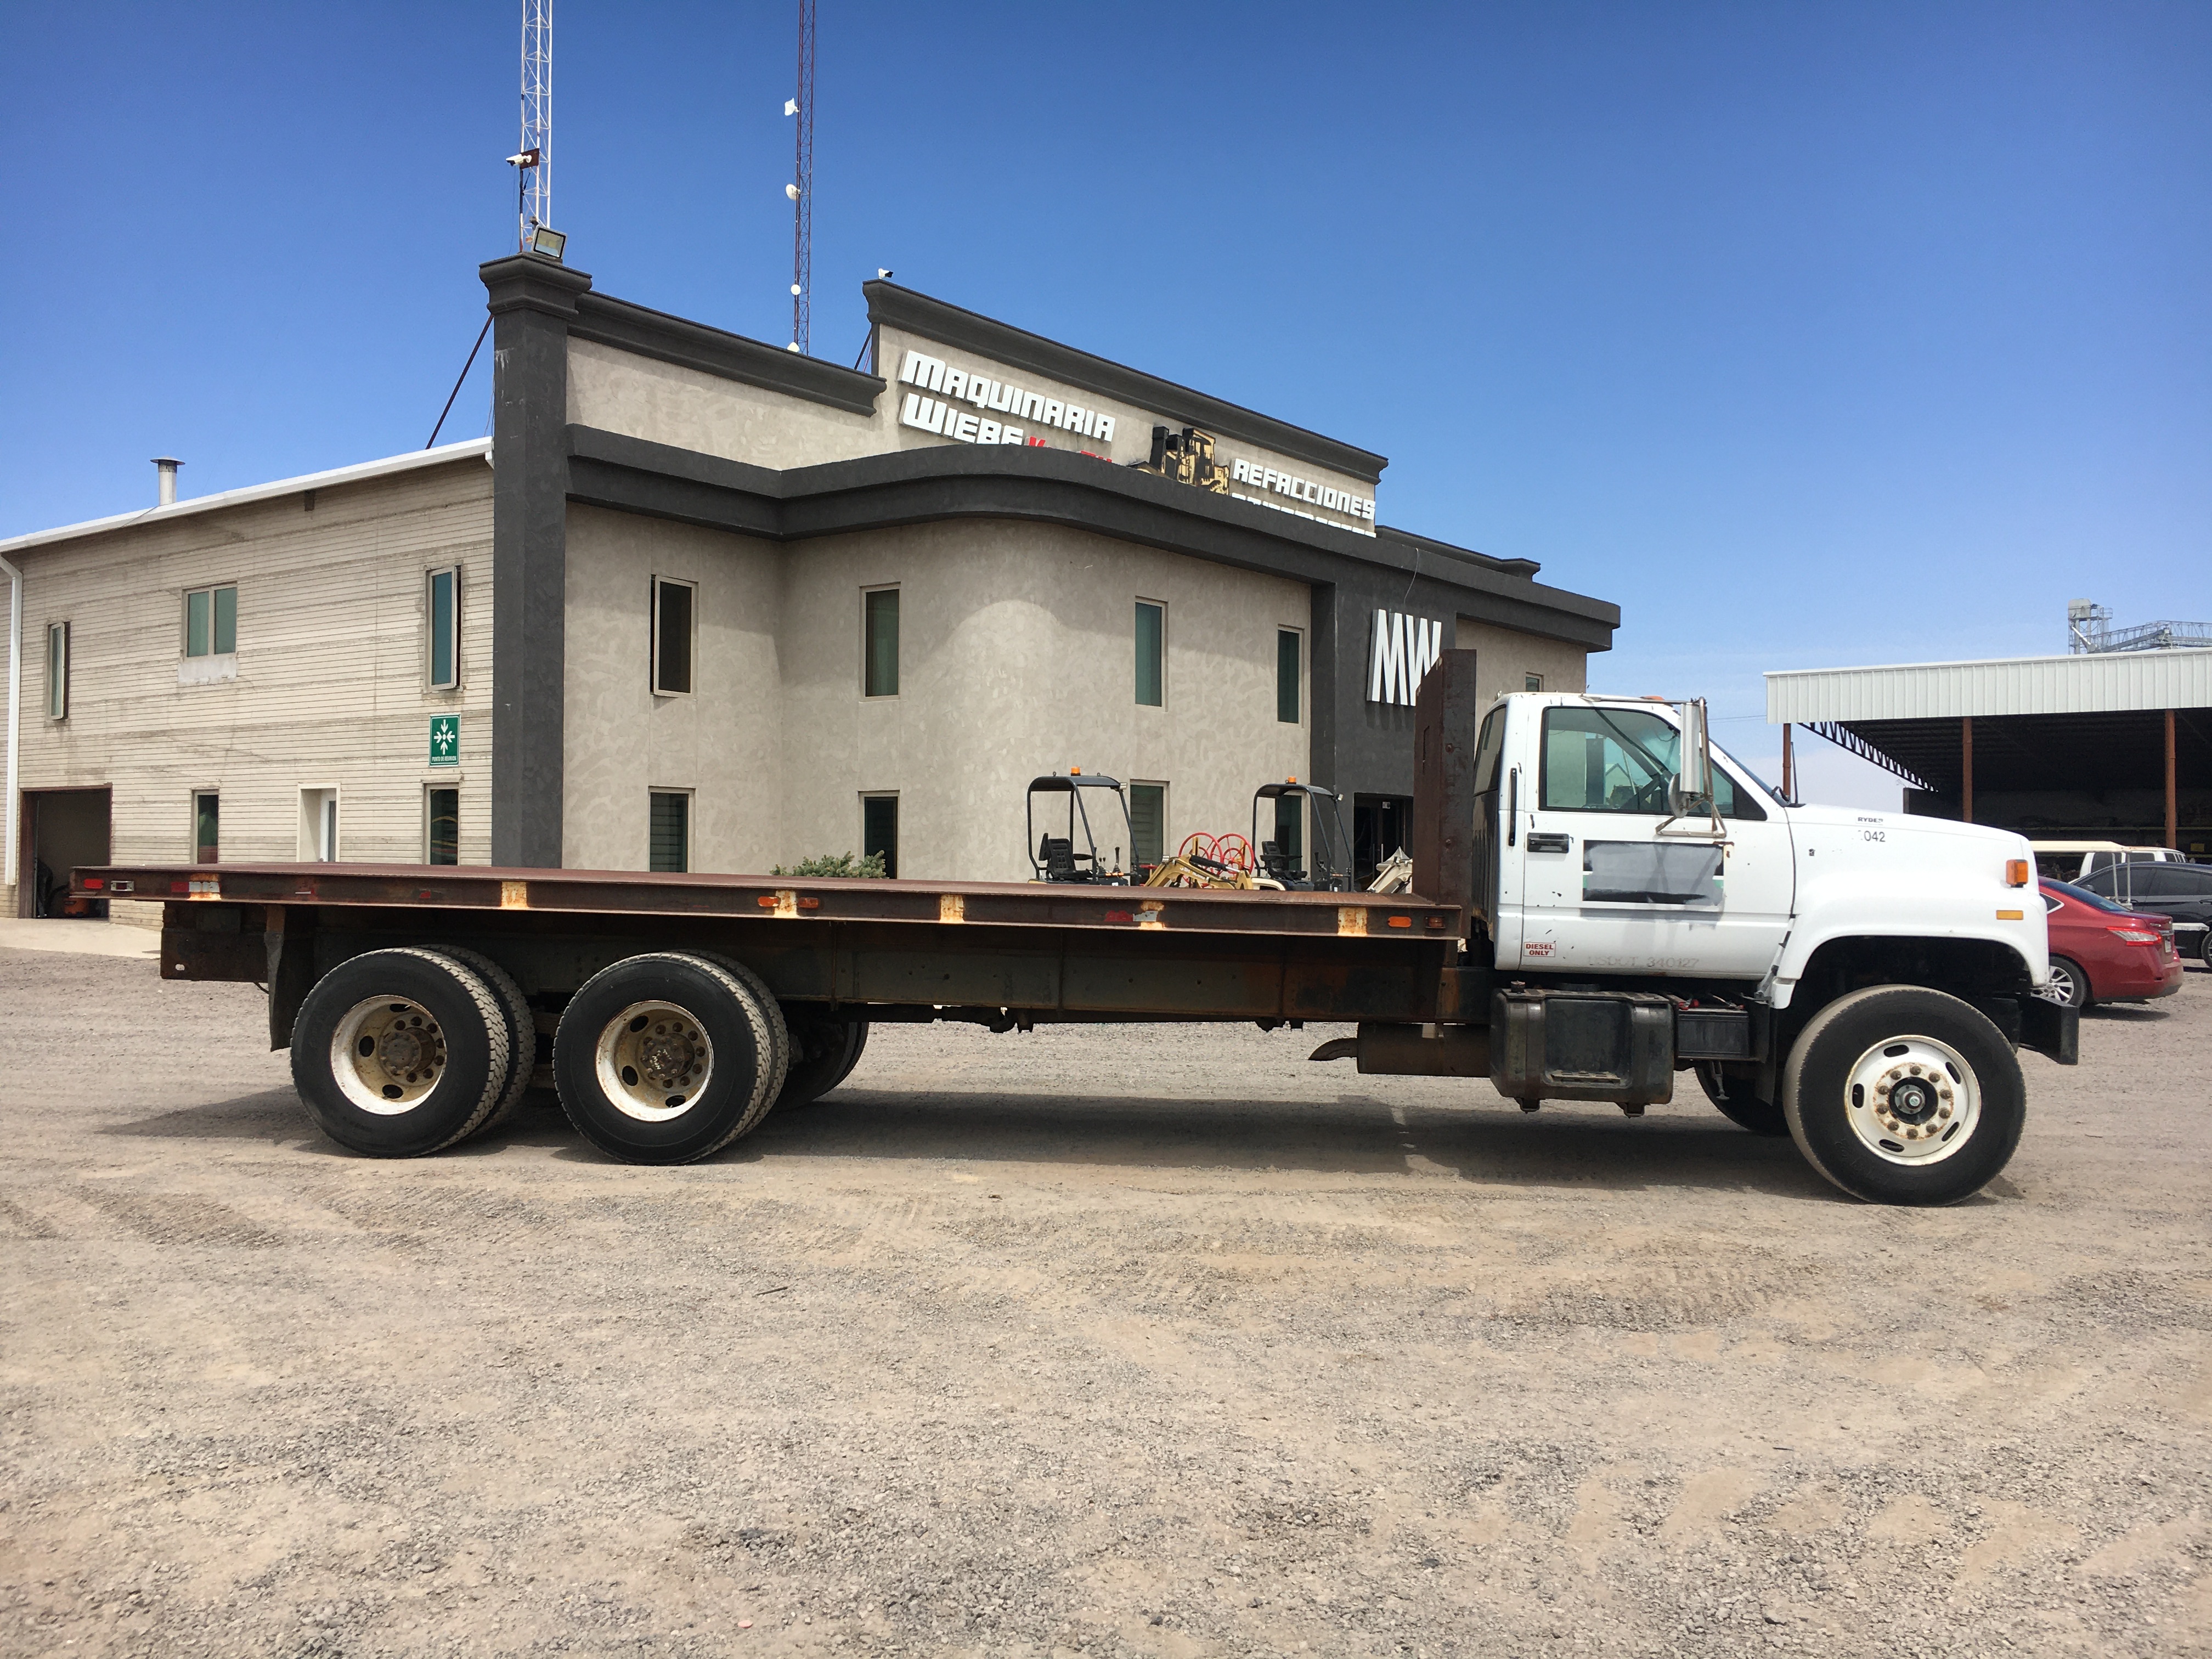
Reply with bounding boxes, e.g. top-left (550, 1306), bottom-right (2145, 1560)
top-left (1527, 832), bottom-right (1572, 853)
